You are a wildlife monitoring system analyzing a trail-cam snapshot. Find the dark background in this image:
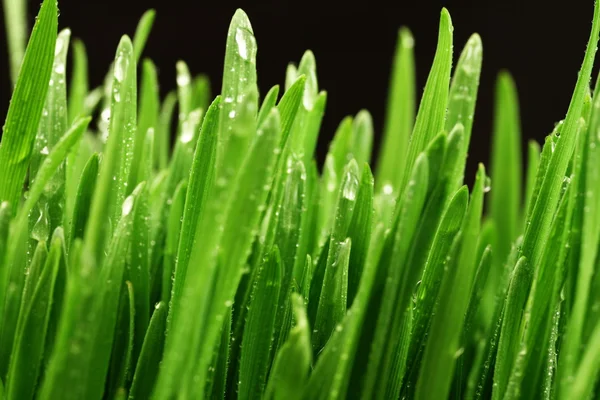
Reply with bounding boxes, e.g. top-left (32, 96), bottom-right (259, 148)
top-left (1, 0), bottom-right (597, 179)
